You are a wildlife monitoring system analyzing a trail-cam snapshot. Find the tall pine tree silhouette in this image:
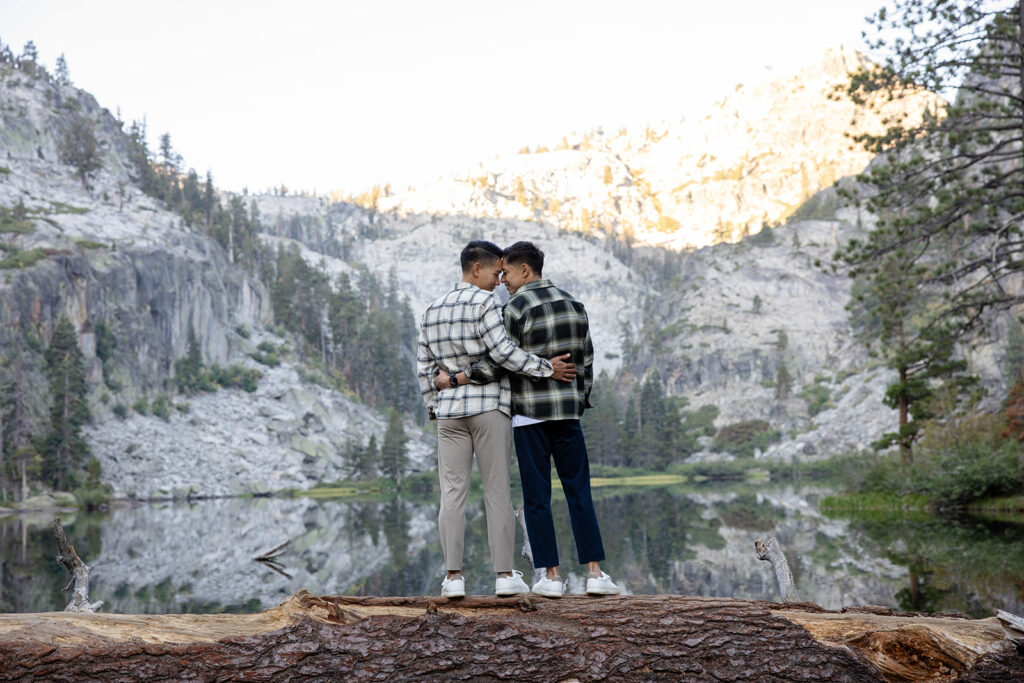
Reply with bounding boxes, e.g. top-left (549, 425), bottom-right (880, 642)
top-left (45, 315), bottom-right (90, 488)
